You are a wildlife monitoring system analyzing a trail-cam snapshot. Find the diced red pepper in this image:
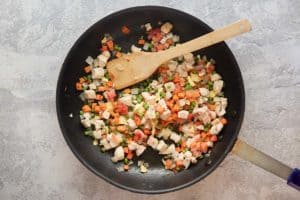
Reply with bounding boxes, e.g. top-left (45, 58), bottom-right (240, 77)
top-left (104, 89), bottom-right (116, 101)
